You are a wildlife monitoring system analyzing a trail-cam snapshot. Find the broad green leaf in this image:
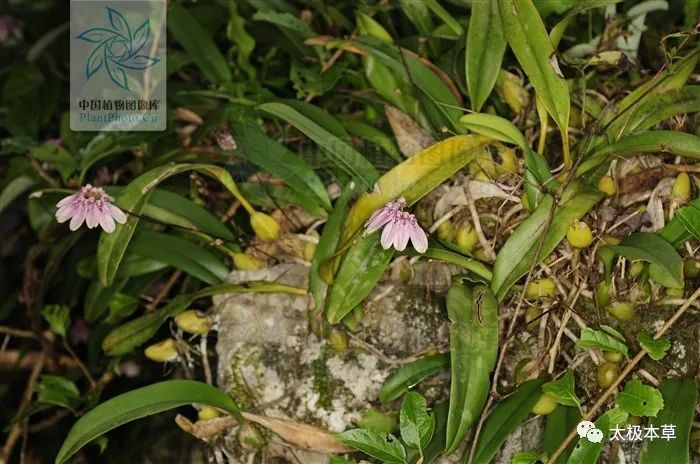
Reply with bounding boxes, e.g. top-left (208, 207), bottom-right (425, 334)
top-left (36, 375), bottom-right (80, 409)
top-left (466, 0), bottom-right (506, 112)
top-left (55, 380), bottom-right (241, 464)
top-left (41, 304), bottom-right (70, 338)
top-left (566, 408), bottom-right (628, 464)
top-left (310, 185), bottom-right (355, 313)
top-left (379, 353), bottom-right (450, 404)
top-left (102, 282), bottom-right (306, 356)
top-left (339, 117), bottom-right (402, 163)
top-left (637, 332), bottom-right (671, 361)
top-left (598, 233), bottom-right (684, 289)
top-left (168, 4), bottom-right (231, 84)
top-left (97, 163), bottom-right (250, 287)
top-left (400, 392), bottom-right (435, 451)
top-left (459, 114), bottom-right (527, 149)
top-left (542, 370), bottom-right (581, 411)
top-left (232, 119), bottom-right (331, 210)
top-left (578, 131), bottom-right (700, 176)
top-left (425, 0), bottom-right (463, 35)
top-left (325, 233), bottom-right (394, 324)
top-left (423, 242), bottom-right (493, 283)
top-left (658, 197), bottom-right (700, 247)
top-left (445, 283), bottom-right (499, 454)
top-left (129, 230), bottom-right (228, 285)
top-left (622, 86), bottom-right (700, 135)
top-left (341, 135), bottom-right (492, 244)
top-left (640, 379), bottom-right (698, 464)
top-left (577, 328), bottom-right (628, 357)
top-left (491, 182), bottom-right (603, 301)
top-left (336, 429), bottom-right (407, 464)
top-left (498, 0), bottom-right (570, 134)
top-left (473, 379), bottom-right (545, 464)
top-left (0, 175), bottom-right (35, 215)
top-left (616, 380), bottom-right (664, 417)
top-left (257, 102), bottom-right (378, 190)
top-left (543, 406), bottom-right (580, 462)
top-left (350, 36), bottom-right (464, 132)
top-left (422, 402), bottom-right (449, 464)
